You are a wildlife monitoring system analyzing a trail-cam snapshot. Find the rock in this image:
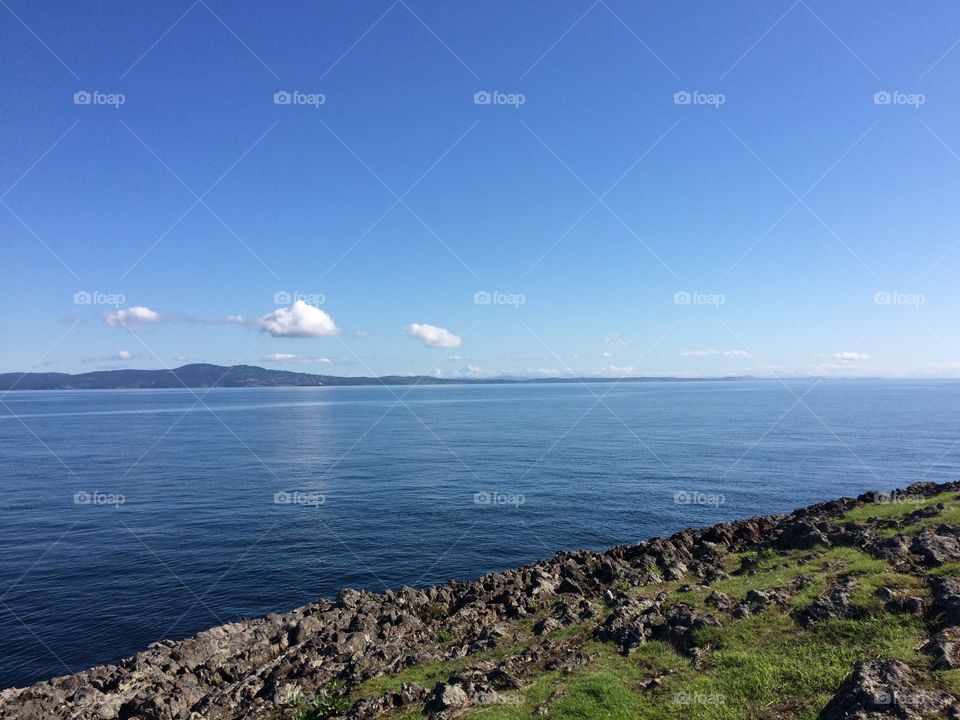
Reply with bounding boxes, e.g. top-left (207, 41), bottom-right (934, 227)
top-left (705, 590), bottom-right (733, 612)
top-left (533, 616), bottom-right (562, 636)
top-left (431, 682), bottom-right (470, 711)
top-left (797, 579), bottom-right (860, 627)
top-left (818, 659), bottom-right (951, 719)
top-left (777, 520), bottom-right (831, 550)
top-left (932, 577), bottom-right (960, 628)
top-left (923, 627), bottom-right (960, 670)
top-left (655, 604), bottom-right (721, 655)
top-left (911, 525), bottom-right (960, 567)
